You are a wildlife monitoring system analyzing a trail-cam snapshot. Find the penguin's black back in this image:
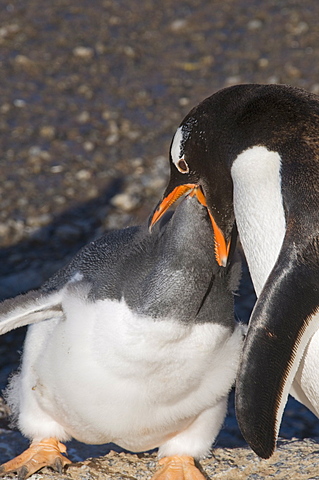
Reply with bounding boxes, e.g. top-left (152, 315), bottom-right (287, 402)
top-left (42, 197), bottom-right (240, 327)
